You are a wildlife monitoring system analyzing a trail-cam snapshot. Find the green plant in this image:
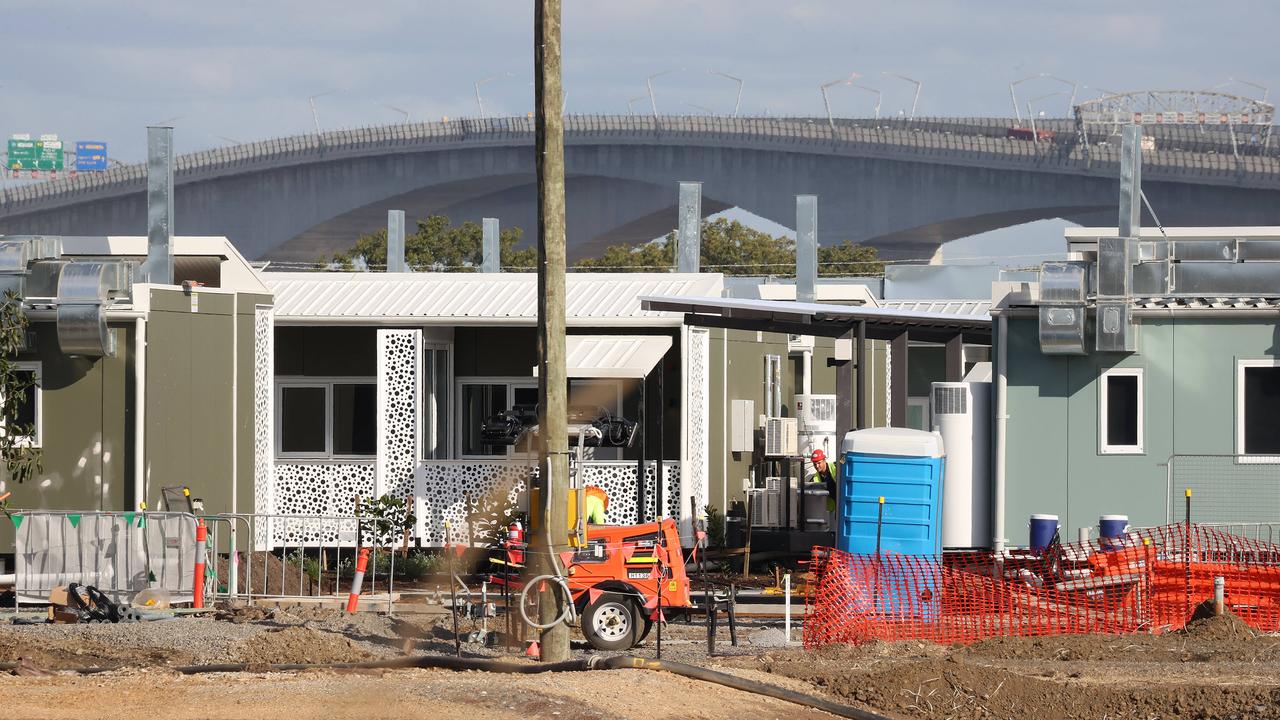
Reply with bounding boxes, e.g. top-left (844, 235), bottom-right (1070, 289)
top-left (399, 551), bottom-right (443, 581)
top-left (286, 549), bottom-right (322, 583)
top-left (704, 505), bottom-right (726, 549)
top-left (360, 494), bottom-right (416, 550)
top-left (0, 291), bottom-right (40, 486)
